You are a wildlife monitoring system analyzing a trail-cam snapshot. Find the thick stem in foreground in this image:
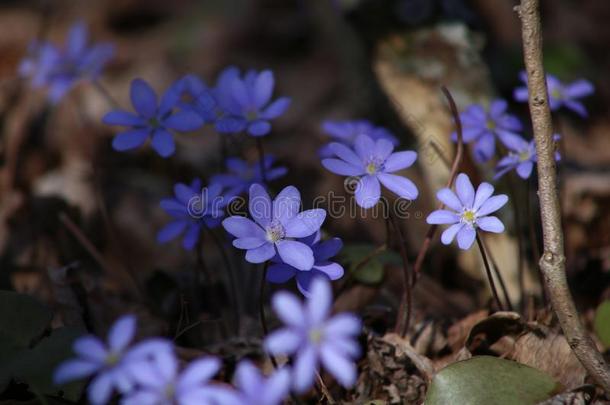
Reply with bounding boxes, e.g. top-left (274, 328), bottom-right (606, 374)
top-left (517, 0), bottom-right (610, 392)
